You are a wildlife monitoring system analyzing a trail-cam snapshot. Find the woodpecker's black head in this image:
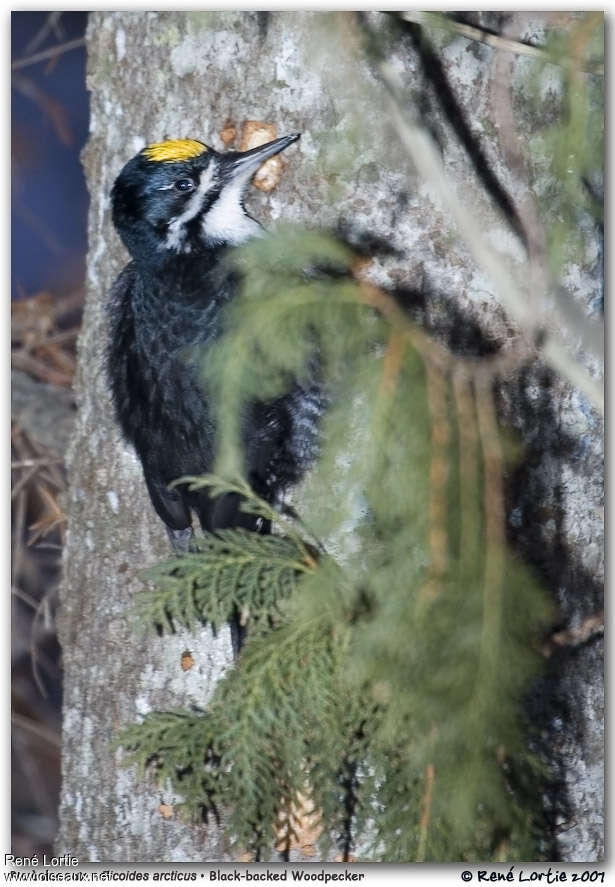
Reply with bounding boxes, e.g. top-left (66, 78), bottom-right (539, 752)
top-left (111, 133), bottom-right (300, 265)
